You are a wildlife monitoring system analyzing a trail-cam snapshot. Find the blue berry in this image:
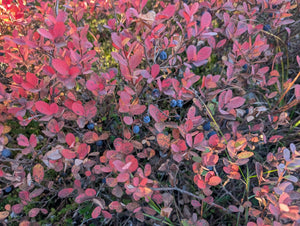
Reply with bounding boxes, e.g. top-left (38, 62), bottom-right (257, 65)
top-left (177, 99), bottom-right (183, 108)
top-left (143, 116), bottom-right (151, 123)
top-left (87, 123), bottom-right (94, 130)
top-left (174, 114), bottom-right (180, 120)
top-left (159, 51), bottom-right (167, 60)
top-left (242, 64), bottom-right (248, 70)
top-left (245, 108), bottom-right (249, 115)
top-left (4, 186), bottom-right (13, 194)
top-left (263, 24), bottom-right (271, 32)
top-left (203, 122), bottom-right (211, 131)
top-left (170, 99), bottom-right (177, 108)
top-left (152, 89), bottom-right (160, 98)
top-left (96, 140), bottom-right (103, 146)
top-left (2, 149), bottom-right (11, 158)
top-left (133, 125), bottom-right (140, 134)
top-left (207, 131), bottom-right (217, 139)
top-left (207, 166), bottom-right (213, 171)
top-left (102, 178), bottom-right (106, 184)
